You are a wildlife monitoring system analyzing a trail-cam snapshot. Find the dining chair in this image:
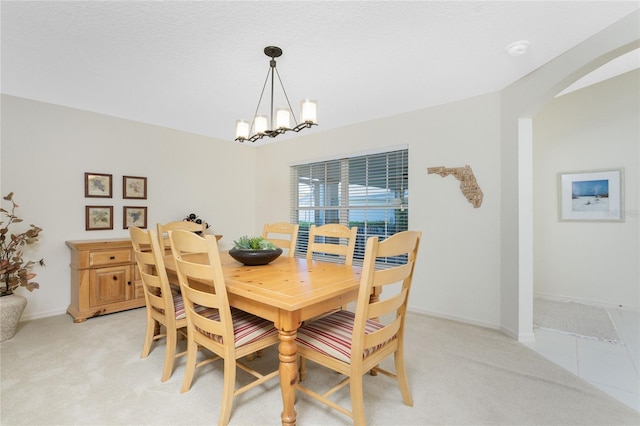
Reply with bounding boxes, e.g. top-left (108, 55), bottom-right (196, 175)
top-left (169, 230), bottom-right (280, 426)
top-left (157, 220), bottom-right (206, 255)
top-left (262, 222), bottom-right (299, 257)
top-left (295, 230), bottom-right (422, 425)
top-left (129, 226), bottom-right (188, 383)
top-left (306, 223), bottom-right (358, 265)
top-left (300, 223), bottom-right (359, 377)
